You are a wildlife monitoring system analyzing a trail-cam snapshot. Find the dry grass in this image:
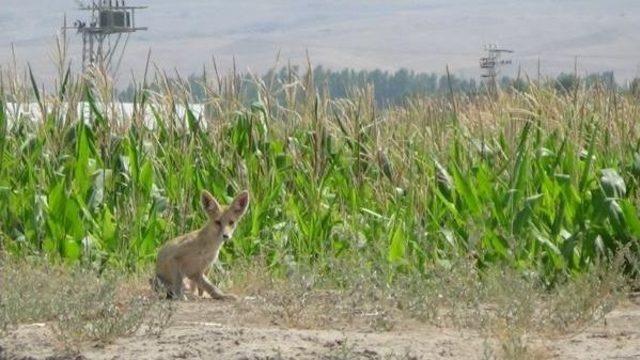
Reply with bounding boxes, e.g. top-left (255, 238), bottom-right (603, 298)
top-left (0, 256), bottom-right (173, 350)
top-left (221, 254), bottom-right (629, 359)
top-left (0, 252), bottom-right (630, 359)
